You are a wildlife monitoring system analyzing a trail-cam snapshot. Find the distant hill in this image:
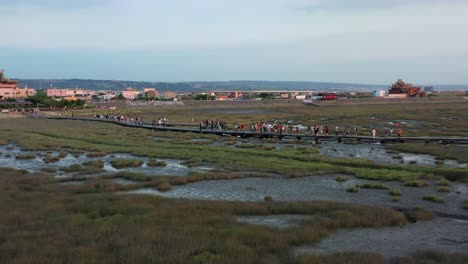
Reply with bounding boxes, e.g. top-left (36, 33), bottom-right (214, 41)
top-left (13, 79), bottom-right (467, 92)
